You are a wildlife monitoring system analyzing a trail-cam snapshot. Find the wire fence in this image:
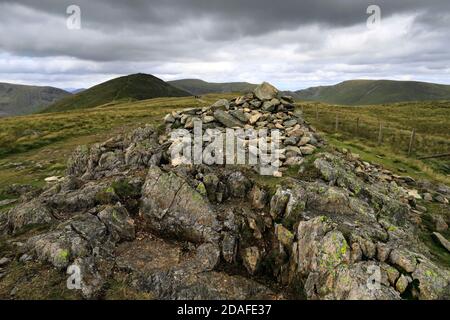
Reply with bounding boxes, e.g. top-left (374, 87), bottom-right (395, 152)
top-left (300, 106), bottom-right (450, 159)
